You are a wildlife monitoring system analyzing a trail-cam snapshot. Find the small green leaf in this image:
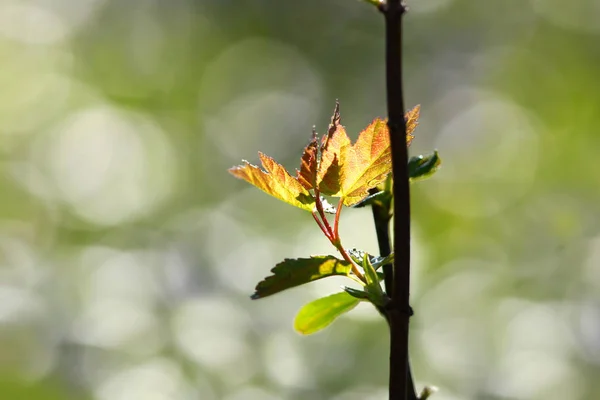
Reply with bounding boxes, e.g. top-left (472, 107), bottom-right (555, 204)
top-left (347, 249), bottom-right (393, 271)
top-left (372, 252), bottom-right (394, 270)
top-left (252, 256), bottom-right (353, 299)
top-left (294, 292), bottom-right (360, 335)
top-left (343, 286), bottom-right (371, 300)
top-left (361, 255), bottom-right (387, 306)
top-left (351, 190), bottom-right (387, 208)
top-left (362, 254), bottom-right (379, 287)
top-left (409, 151), bottom-right (441, 182)
top-left (344, 286), bottom-right (388, 306)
